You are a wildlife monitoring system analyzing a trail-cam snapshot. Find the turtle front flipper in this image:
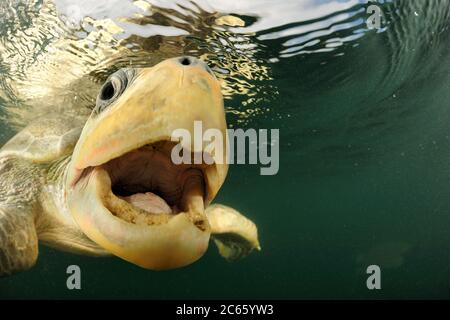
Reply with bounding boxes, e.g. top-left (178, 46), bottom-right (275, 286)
top-left (206, 204), bottom-right (260, 262)
top-left (0, 206), bottom-right (38, 277)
